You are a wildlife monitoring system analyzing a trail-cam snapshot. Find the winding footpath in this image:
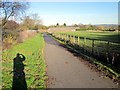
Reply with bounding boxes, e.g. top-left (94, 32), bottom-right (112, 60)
top-left (44, 33), bottom-right (118, 88)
